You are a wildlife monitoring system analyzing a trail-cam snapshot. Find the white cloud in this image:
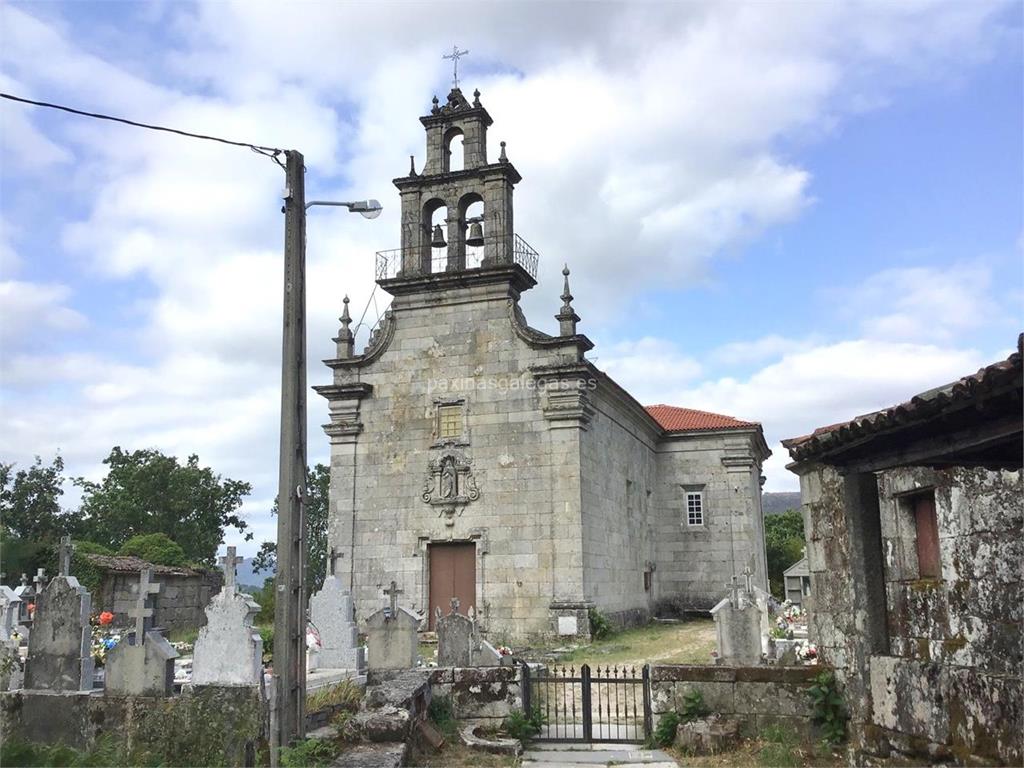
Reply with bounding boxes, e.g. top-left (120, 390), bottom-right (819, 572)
top-left (0, 0), bottom-right (1014, 552)
top-left (0, 280), bottom-right (86, 343)
top-left (711, 335), bottom-right (819, 366)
